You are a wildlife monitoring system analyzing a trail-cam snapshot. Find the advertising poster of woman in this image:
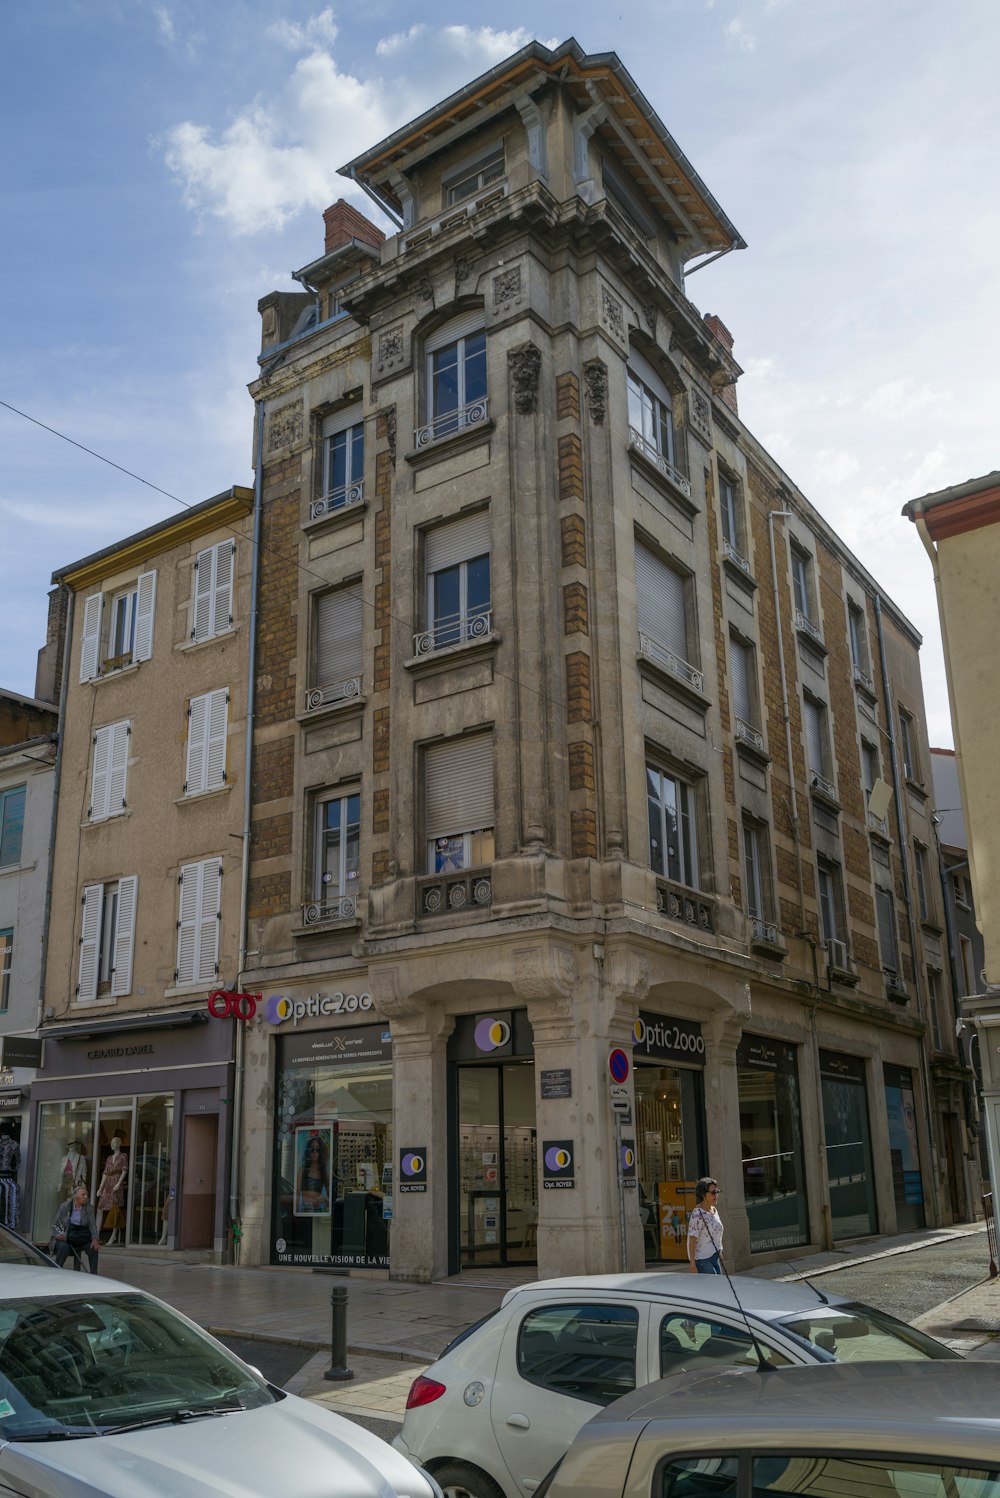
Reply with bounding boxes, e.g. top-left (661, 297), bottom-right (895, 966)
top-left (294, 1127), bottom-right (332, 1217)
